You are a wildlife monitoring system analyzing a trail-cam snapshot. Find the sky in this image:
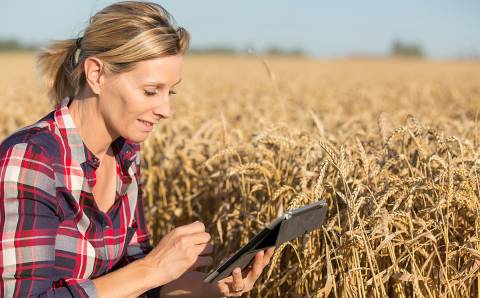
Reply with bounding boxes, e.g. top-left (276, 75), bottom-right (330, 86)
top-left (1, 1), bottom-right (479, 58)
